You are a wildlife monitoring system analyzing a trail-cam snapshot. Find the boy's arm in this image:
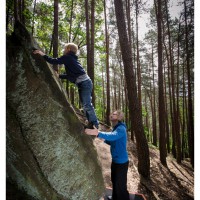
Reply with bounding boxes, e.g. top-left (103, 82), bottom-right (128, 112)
top-left (33, 50), bottom-right (65, 65)
top-left (59, 74), bottom-right (76, 83)
top-left (59, 74), bottom-right (68, 79)
top-left (43, 55), bottom-right (65, 65)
